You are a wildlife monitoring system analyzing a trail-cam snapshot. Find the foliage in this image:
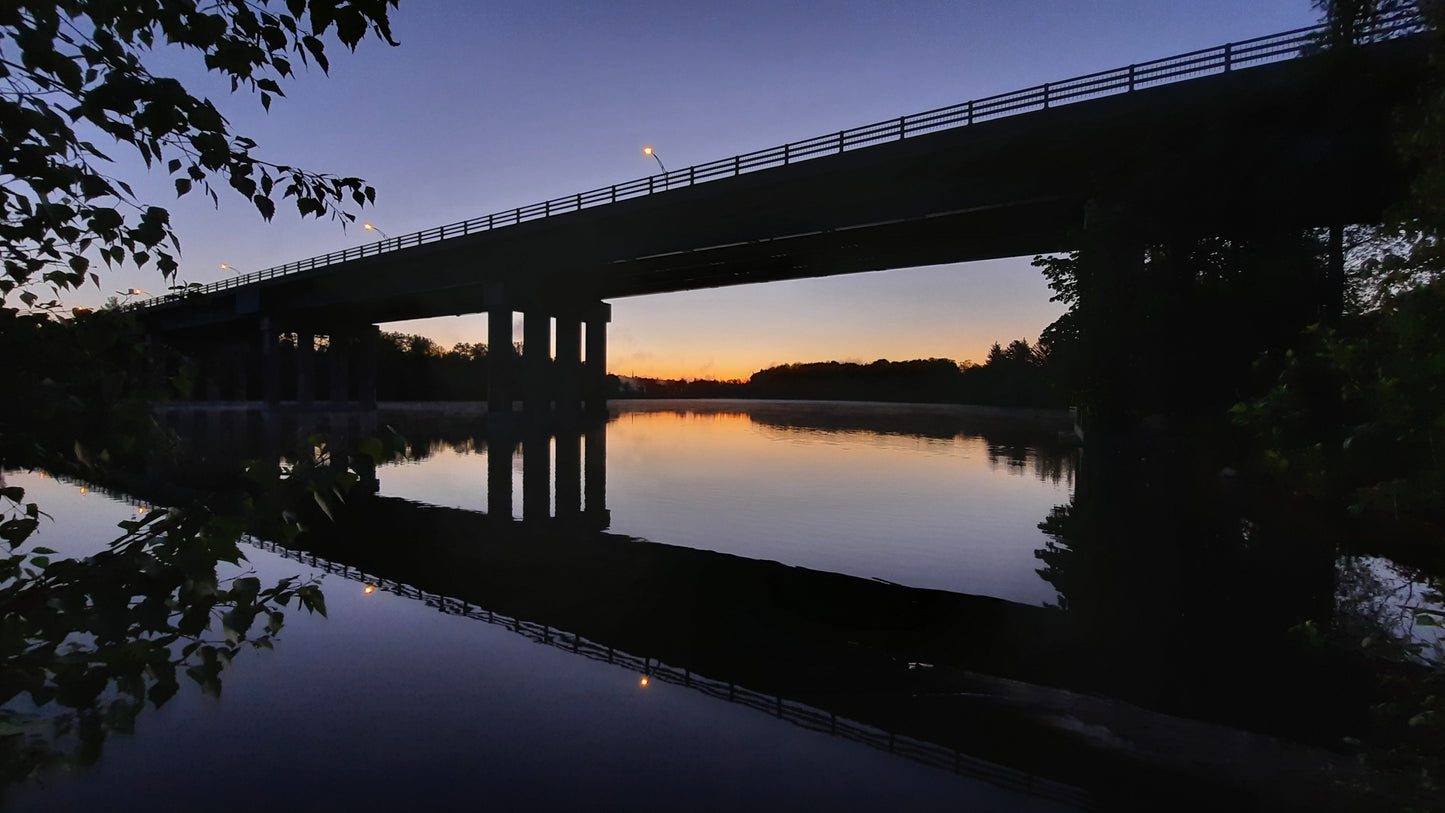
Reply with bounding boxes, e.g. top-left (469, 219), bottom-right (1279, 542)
top-left (1031, 233), bottom-right (1332, 425)
top-left (1227, 3), bottom-right (1445, 541)
top-left (1311, 0), bottom-right (1411, 46)
top-left (1231, 278), bottom-right (1445, 528)
top-left (0, 304), bottom-right (170, 464)
top-left (0, 429), bottom-right (400, 791)
top-left (374, 331), bottom-right (493, 401)
top-left (0, 0), bottom-right (399, 304)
